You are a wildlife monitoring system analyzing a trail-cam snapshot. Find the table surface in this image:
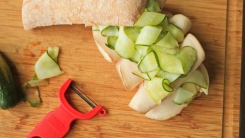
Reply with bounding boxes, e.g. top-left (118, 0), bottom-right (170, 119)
top-left (0, 0), bottom-right (241, 138)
